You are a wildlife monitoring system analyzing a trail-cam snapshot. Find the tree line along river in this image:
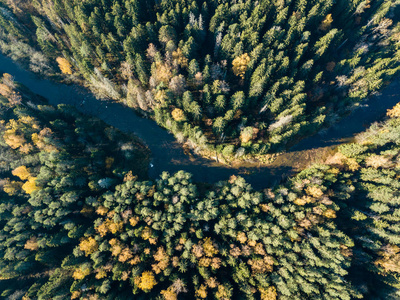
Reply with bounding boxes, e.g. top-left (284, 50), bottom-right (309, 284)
top-left (1, 53), bottom-right (399, 190)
